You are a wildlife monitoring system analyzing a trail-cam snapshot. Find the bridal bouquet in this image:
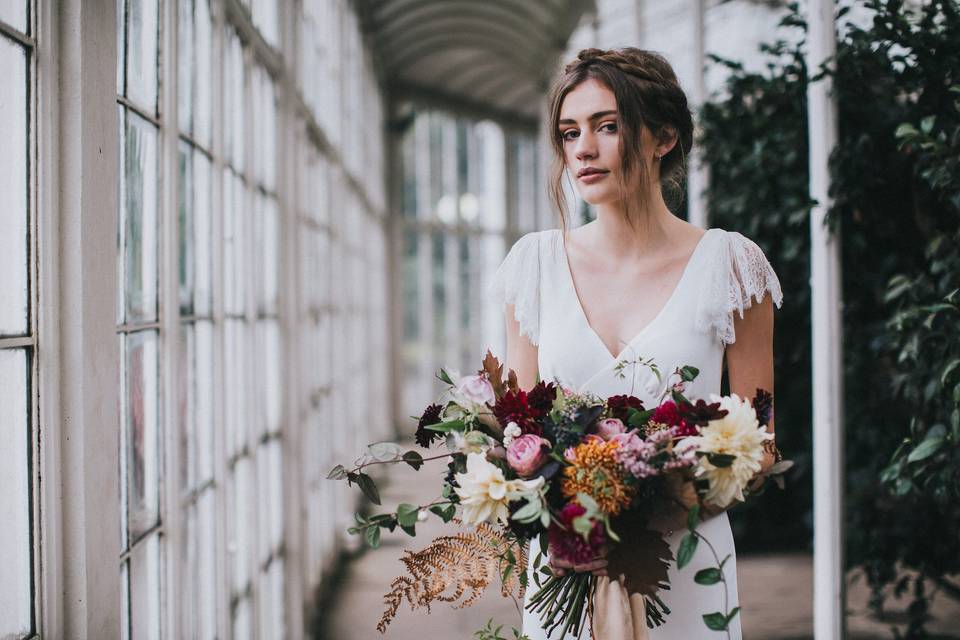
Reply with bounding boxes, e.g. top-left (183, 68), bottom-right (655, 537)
top-left (327, 350), bottom-right (791, 638)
